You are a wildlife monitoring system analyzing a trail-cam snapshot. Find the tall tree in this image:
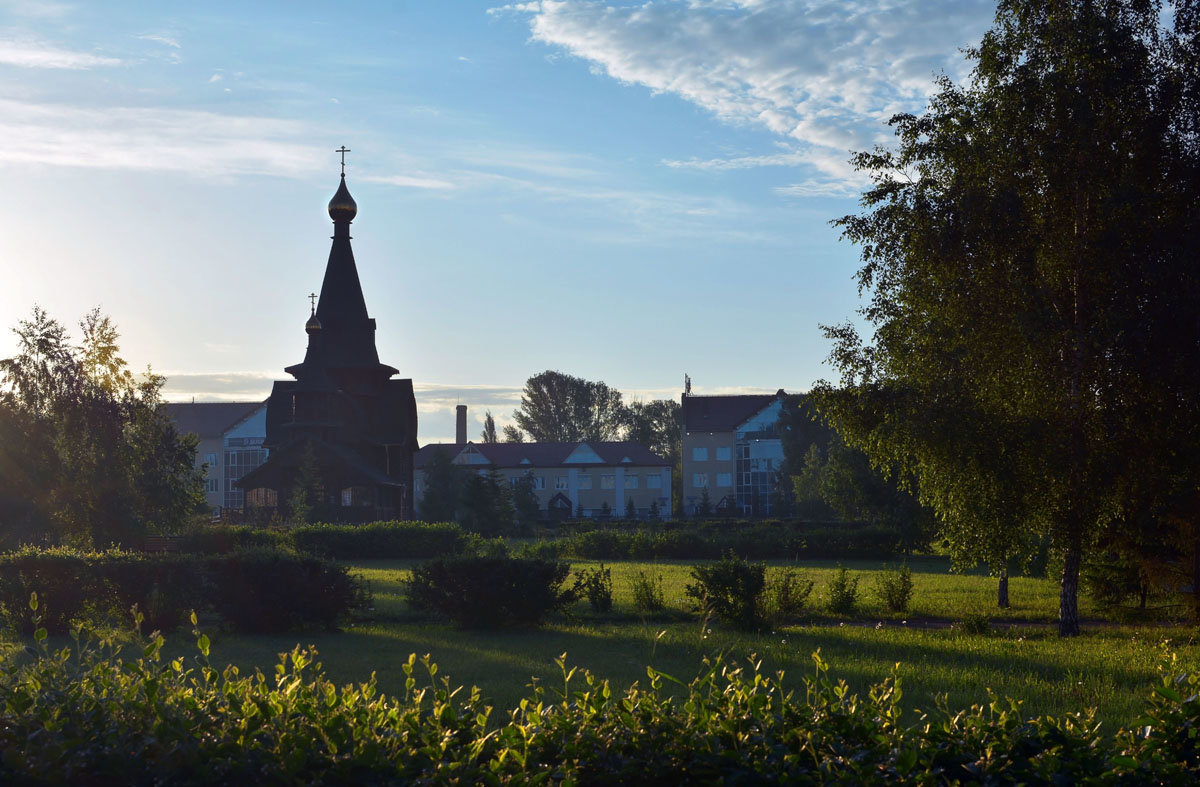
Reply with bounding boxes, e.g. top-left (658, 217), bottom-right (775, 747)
top-left (0, 307), bottom-right (203, 548)
top-left (512, 370), bottom-right (625, 442)
top-left (480, 411), bottom-right (499, 444)
top-left (812, 0), bottom-right (1200, 635)
top-left (622, 399), bottom-right (681, 465)
top-left (419, 447), bottom-right (461, 523)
